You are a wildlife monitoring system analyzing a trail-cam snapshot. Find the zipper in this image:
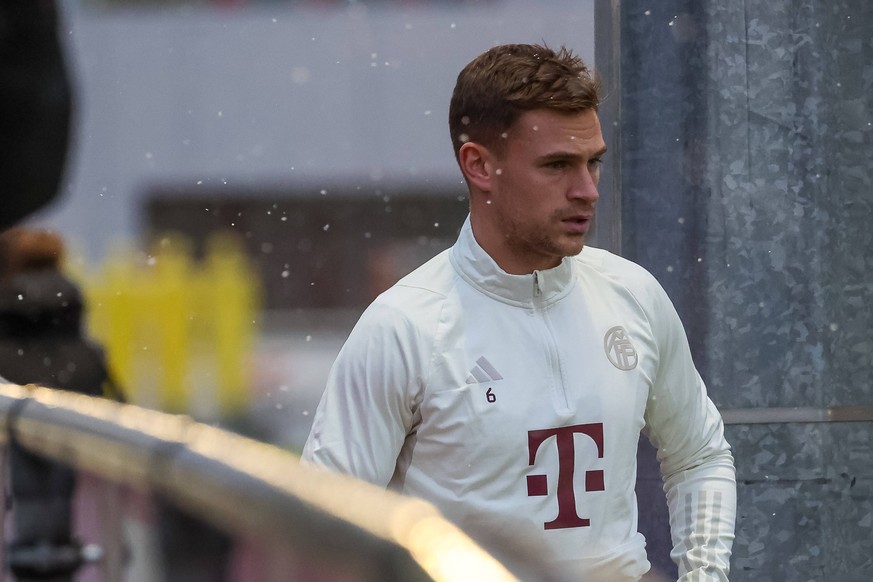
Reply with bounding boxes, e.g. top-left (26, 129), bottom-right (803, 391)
top-left (532, 270), bottom-right (569, 411)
